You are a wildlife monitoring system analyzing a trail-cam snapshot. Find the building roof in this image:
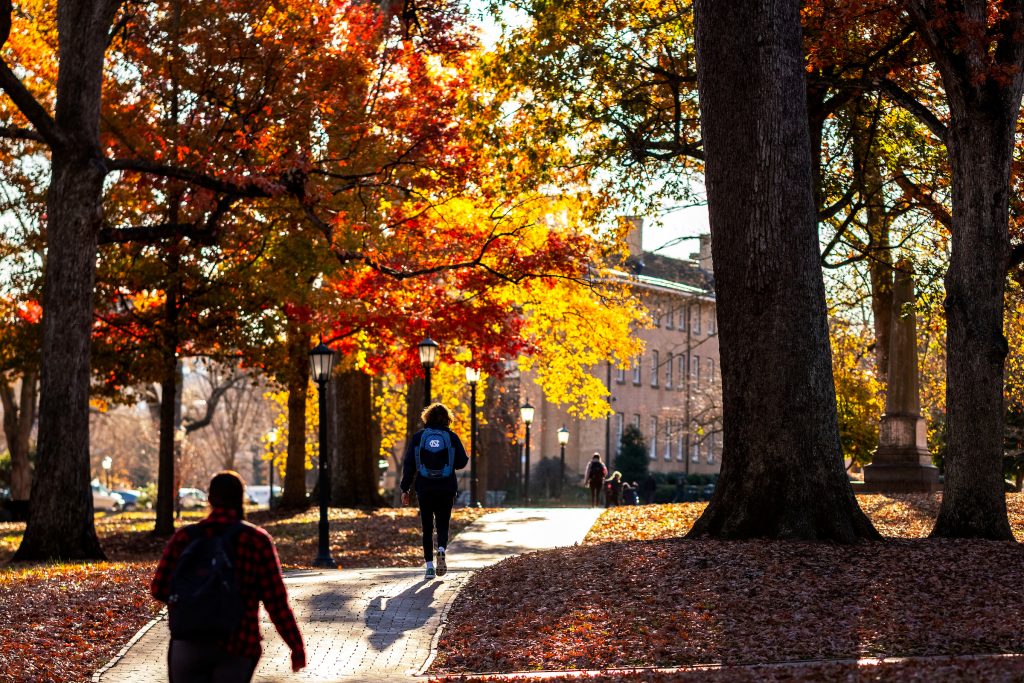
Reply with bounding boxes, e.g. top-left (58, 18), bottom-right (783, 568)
top-left (616, 250), bottom-right (715, 299)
